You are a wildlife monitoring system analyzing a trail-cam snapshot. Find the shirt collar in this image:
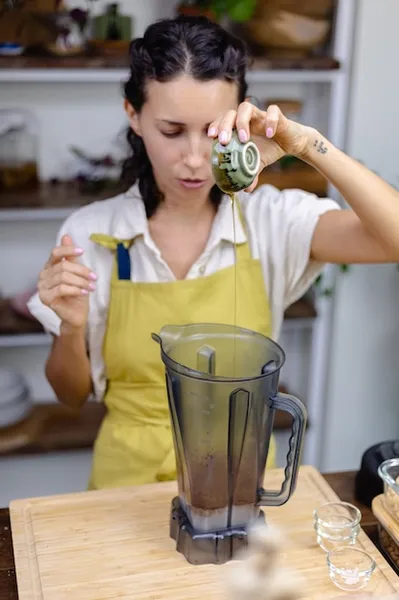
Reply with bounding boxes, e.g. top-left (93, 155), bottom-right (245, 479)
top-left (111, 184), bottom-right (149, 241)
top-left (111, 184), bottom-right (247, 246)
